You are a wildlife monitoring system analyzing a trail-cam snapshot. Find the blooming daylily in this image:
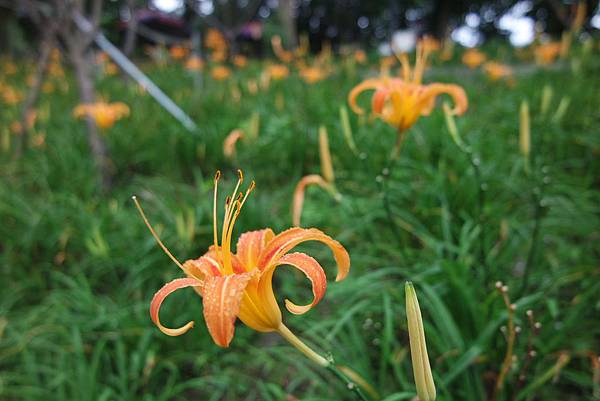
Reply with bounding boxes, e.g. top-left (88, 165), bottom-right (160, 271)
top-left (185, 56), bottom-right (204, 72)
top-left (134, 171), bottom-right (350, 348)
top-left (483, 61), bottom-right (513, 82)
top-left (534, 42), bottom-right (561, 65)
top-left (73, 101), bottom-right (129, 129)
top-left (211, 65), bottom-right (232, 81)
top-left (299, 66), bottom-right (328, 84)
top-left (349, 42), bottom-right (467, 133)
top-left (462, 48), bottom-right (487, 69)
top-left (266, 64), bottom-right (290, 81)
